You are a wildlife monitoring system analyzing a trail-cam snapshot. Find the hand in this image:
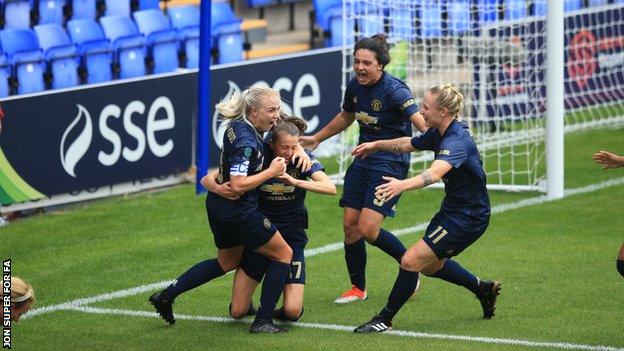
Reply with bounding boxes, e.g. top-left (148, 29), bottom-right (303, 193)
top-left (276, 172), bottom-right (298, 186)
top-left (351, 142), bottom-right (377, 159)
top-left (299, 135), bottom-right (320, 150)
top-left (269, 156), bottom-right (287, 177)
top-left (200, 176), bottom-right (240, 200)
top-left (374, 176), bottom-right (406, 202)
top-left (593, 150), bottom-right (624, 170)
